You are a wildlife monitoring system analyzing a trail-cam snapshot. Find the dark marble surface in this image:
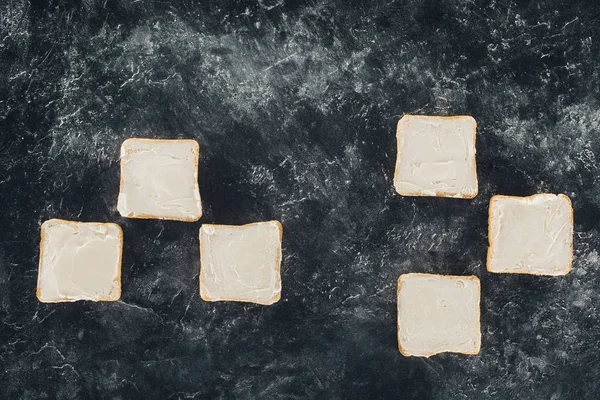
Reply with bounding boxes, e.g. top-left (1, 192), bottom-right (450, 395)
top-left (1, 0), bottom-right (600, 398)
